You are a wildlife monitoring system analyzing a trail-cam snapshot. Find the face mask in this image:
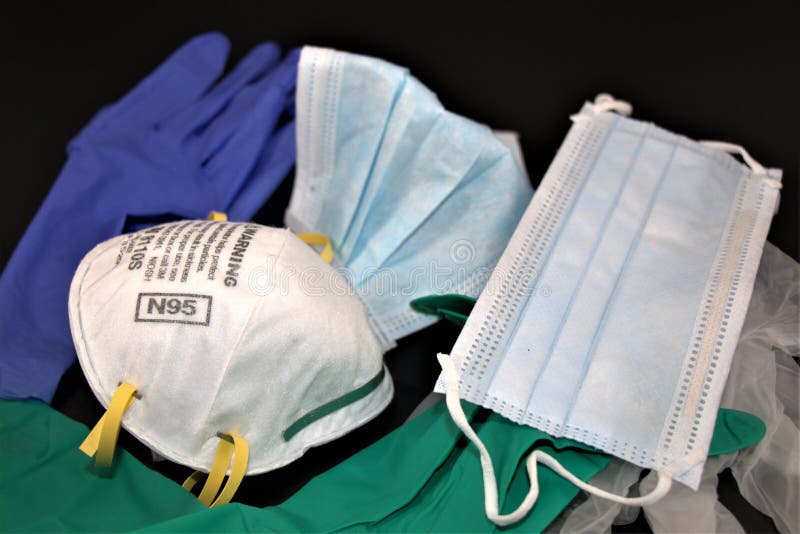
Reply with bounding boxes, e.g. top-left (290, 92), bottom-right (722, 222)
top-left (435, 94), bottom-right (782, 525)
top-left (69, 220), bottom-right (392, 506)
top-left (285, 46), bottom-right (533, 350)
